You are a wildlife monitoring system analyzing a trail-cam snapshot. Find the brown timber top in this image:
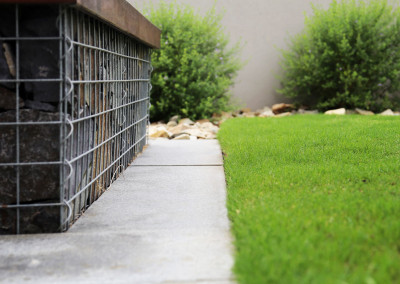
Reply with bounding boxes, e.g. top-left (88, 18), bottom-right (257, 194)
top-left (0, 0), bottom-right (161, 48)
